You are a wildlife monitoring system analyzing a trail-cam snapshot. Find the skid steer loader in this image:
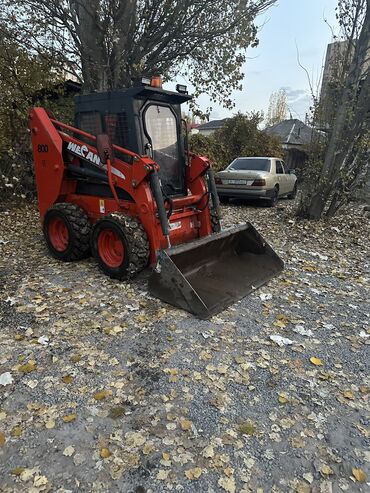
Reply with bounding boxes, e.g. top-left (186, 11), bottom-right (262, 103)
top-left (29, 76), bottom-right (283, 319)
